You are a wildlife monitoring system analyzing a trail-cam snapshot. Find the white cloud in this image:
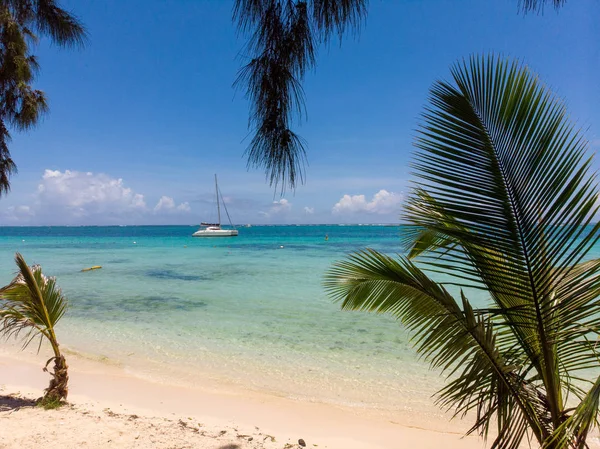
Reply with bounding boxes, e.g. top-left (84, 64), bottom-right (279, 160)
top-left (154, 196), bottom-right (191, 213)
top-left (177, 202), bottom-right (191, 212)
top-left (332, 189), bottom-right (403, 215)
top-left (36, 169), bottom-right (147, 219)
top-left (154, 195), bottom-right (175, 212)
top-left (271, 198), bottom-right (291, 213)
top-left (303, 206), bottom-right (314, 214)
top-left (258, 198), bottom-right (292, 219)
top-left (0, 169), bottom-right (196, 225)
